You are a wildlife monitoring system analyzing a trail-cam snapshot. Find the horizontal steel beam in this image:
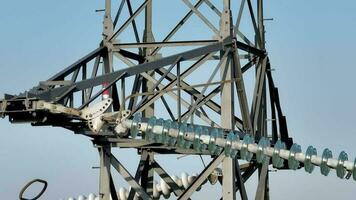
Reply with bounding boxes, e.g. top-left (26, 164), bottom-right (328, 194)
top-left (113, 40), bottom-right (219, 49)
top-left (37, 42), bottom-right (225, 101)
